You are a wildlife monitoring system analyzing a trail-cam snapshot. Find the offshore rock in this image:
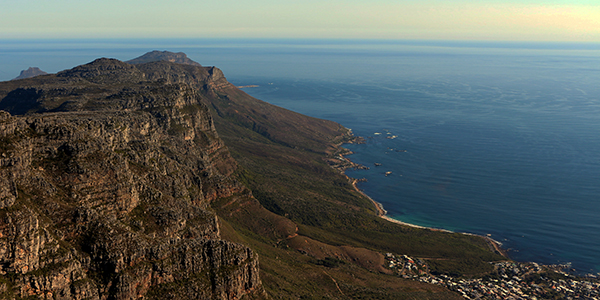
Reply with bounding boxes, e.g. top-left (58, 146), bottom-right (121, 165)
top-left (0, 55), bottom-right (265, 299)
